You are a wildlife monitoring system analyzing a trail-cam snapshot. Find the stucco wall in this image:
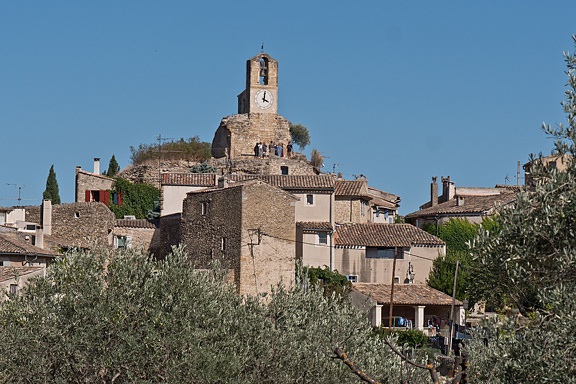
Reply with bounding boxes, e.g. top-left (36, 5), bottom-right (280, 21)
top-left (293, 192), bottom-right (332, 223)
top-left (300, 232), bottom-right (331, 268)
top-left (333, 245), bottom-right (444, 284)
